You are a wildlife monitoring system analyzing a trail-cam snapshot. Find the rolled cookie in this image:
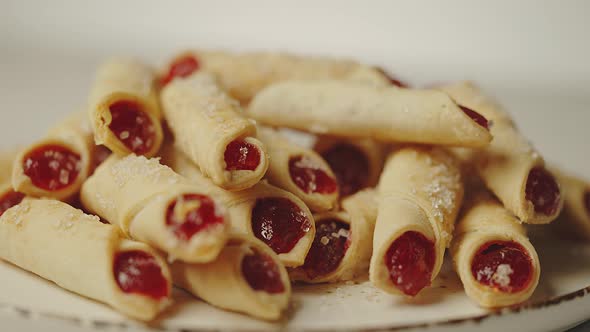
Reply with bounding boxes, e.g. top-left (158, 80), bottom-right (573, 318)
top-left (370, 147), bottom-right (464, 296)
top-left (160, 145), bottom-right (314, 267)
top-left (12, 113), bottom-right (93, 200)
top-left (257, 127), bottom-right (338, 211)
top-left (290, 189), bottom-right (377, 283)
top-left (88, 58), bottom-right (163, 157)
top-left (172, 234), bottom-right (291, 320)
top-left (247, 81), bottom-right (492, 147)
top-left (81, 155), bottom-right (229, 263)
top-left (0, 199), bottom-right (172, 320)
top-left (161, 72), bottom-right (269, 191)
top-left (451, 192), bottom-right (541, 308)
top-left (160, 51), bottom-right (391, 104)
top-left (439, 81), bottom-right (563, 224)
